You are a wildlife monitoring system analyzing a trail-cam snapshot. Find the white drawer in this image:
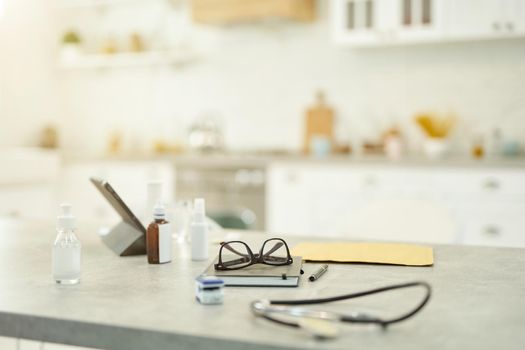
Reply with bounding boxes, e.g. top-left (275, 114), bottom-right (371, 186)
top-left (0, 185), bottom-right (57, 219)
top-left (0, 148), bottom-right (60, 185)
top-left (296, 166), bottom-right (434, 196)
top-left (461, 214), bottom-right (525, 248)
top-left (448, 199), bottom-right (525, 214)
top-left (433, 170), bottom-right (525, 197)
